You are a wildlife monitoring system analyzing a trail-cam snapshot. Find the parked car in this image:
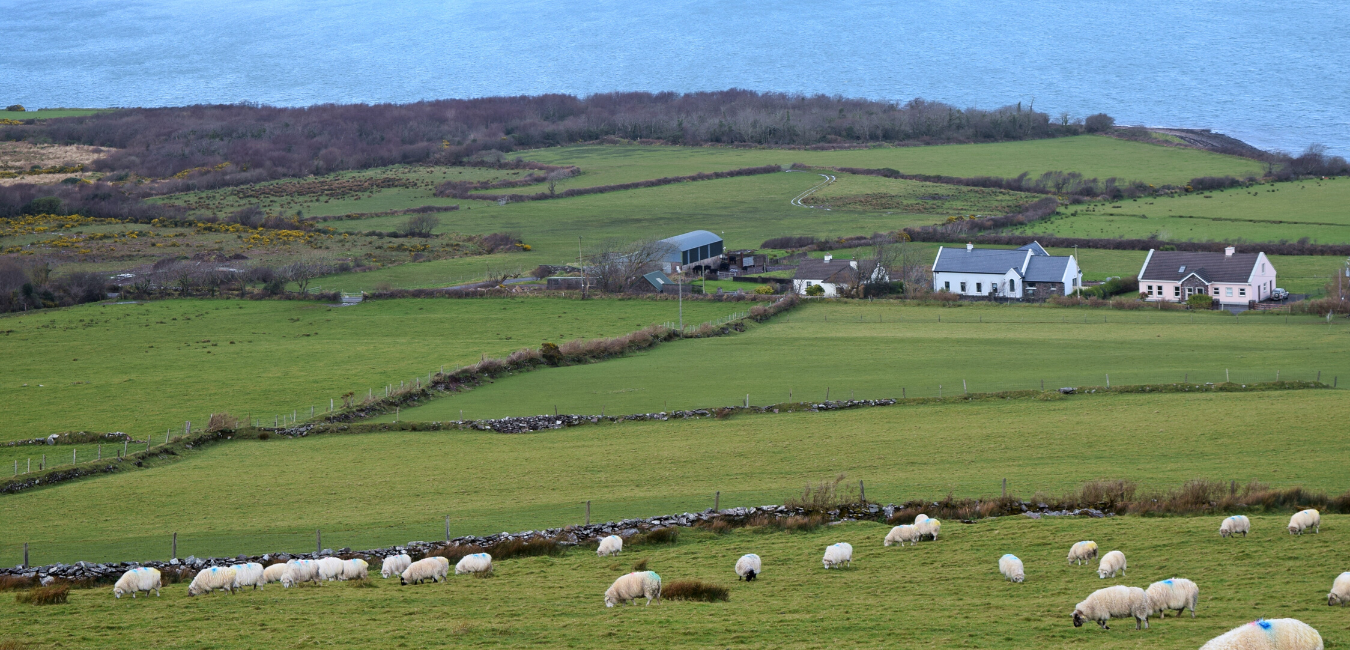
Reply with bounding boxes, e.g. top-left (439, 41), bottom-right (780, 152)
top-left (1272, 287), bottom-right (1289, 301)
